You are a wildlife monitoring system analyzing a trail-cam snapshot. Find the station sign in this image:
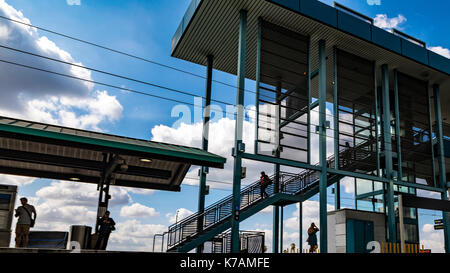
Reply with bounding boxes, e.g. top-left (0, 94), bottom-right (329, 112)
top-left (434, 224), bottom-right (444, 230)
